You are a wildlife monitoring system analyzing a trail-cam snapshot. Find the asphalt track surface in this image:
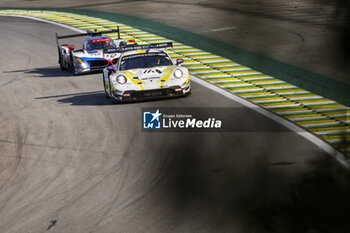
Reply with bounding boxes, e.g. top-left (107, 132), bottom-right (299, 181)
top-left (0, 16), bottom-right (350, 233)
